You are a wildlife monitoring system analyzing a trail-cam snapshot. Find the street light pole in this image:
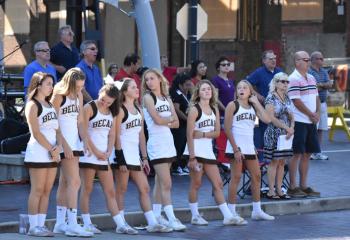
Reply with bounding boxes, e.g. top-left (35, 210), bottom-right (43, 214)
top-left (189, 0), bottom-right (199, 63)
